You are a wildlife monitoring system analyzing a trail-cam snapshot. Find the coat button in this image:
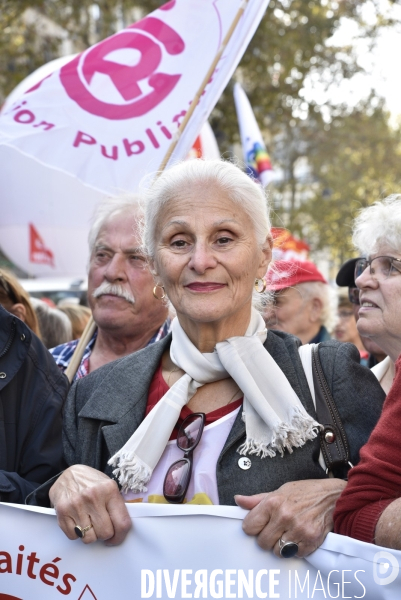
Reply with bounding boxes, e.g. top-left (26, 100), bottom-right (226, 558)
top-left (21, 334), bottom-right (26, 341)
top-left (324, 430), bottom-right (336, 444)
top-left (0, 373), bottom-right (6, 379)
top-left (238, 457), bottom-right (252, 470)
